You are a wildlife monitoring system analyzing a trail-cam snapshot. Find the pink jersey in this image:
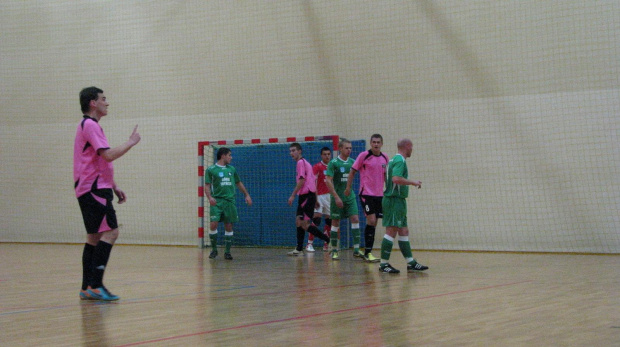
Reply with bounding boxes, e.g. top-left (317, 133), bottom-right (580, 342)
top-left (313, 161), bottom-right (329, 195)
top-left (352, 150), bottom-right (389, 197)
top-left (296, 158), bottom-right (316, 195)
top-left (73, 116), bottom-right (114, 197)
